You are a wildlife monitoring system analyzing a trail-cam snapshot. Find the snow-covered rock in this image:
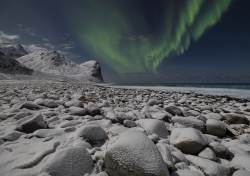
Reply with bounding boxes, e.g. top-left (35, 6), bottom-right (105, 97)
top-left (0, 43), bottom-right (28, 58)
top-left (209, 142), bottom-right (231, 160)
top-left (198, 147), bottom-right (217, 161)
top-left (136, 119), bottom-right (169, 139)
top-left (77, 125), bottom-right (108, 145)
top-left (206, 119), bottom-right (226, 137)
top-left (186, 155), bottom-right (231, 176)
top-left (230, 154), bottom-right (250, 172)
top-left (17, 50), bottom-right (104, 82)
top-left (232, 170), bottom-right (250, 176)
top-left (42, 146), bottom-right (93, 176)
top-left (19, 113), bottom-right (47, 133)
top-left (104, 130), bottom-right (170, 176)
top-left (171, 116), bottom-right (205, 133)
top-left (170, 128), bottom-right (208, 155)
